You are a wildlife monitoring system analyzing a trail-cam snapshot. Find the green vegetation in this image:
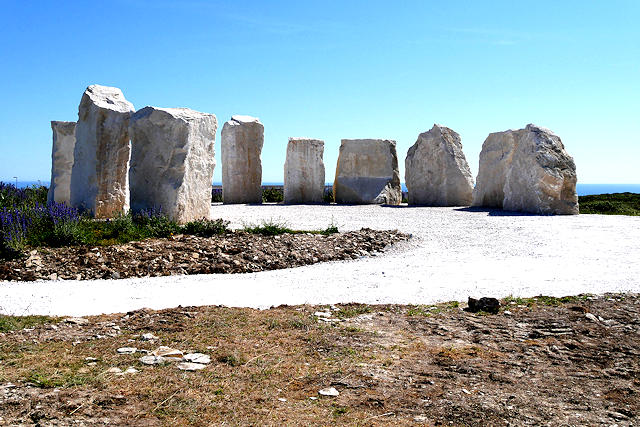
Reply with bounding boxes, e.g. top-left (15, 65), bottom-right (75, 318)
top-left (579, 193), bottom-right (640, 216)
top-left (262, 187), bottom-right (284, 203)
top-left (502, 294), bottom-right (593, 308)
top-left (243, 219), bottom-right (339, 236)
top-left (0, 314), bottom-right (58, 332)
top-left (407, 301), bottom-right (460, 317)
top-left (0, 181), bottom-right (236, 259)
top-left (334, 304), bottom-right (372, 319)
